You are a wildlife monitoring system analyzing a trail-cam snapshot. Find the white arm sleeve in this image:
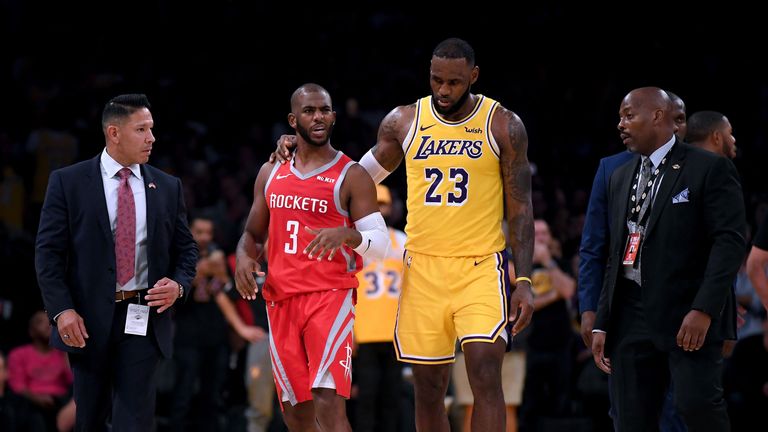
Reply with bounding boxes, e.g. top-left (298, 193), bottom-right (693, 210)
top-left (353, 212), bottom-right (390, 260)
top-left (358, 149), bottom-right (391, 185)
